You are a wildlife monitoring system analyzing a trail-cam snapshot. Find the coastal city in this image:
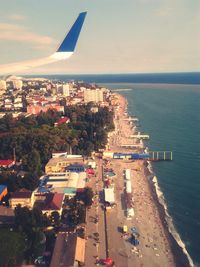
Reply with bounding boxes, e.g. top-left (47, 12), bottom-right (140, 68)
top-left (0, 0), bottom-right (199, 265)
top-left (0, 76), bottom-right (183, 267)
